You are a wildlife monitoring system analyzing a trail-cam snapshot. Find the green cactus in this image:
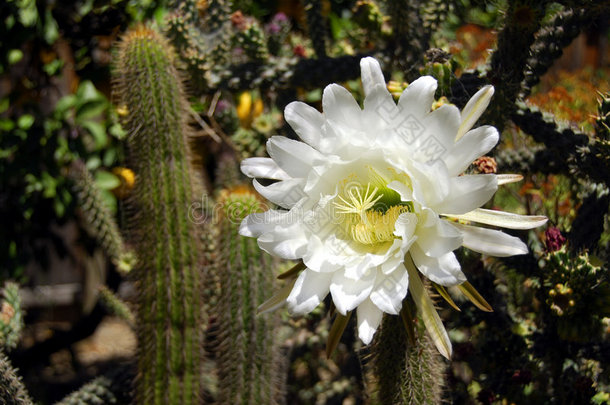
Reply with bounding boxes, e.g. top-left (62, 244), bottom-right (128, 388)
top-left (304, 0), bottom-right (328, 58)
top-left (114, 25), bottom-right (206, 405)
top-left (520, 8), bottom-right (587, 98)
top-left (596, 92), bottom-right (610, 140)
top-left (0, 282), bottom-right (24, 352)
top-left (215, 187), bottom-right (284, 405)
top-left (383, 0), bottom-right (426, 77)
top-left (542, 246), bottom-right (610, 341)
top-left (0, 350), bottom-right (33, 405)
top-left (55, 376), bottom-right (118, 405)
top-left (69, 160), bottom-right (136, 274)
top-left (234, 20), bottom-right (269, 63)
top-left (368, 309), bottom-right (446, 405)
top-left (55, 366), bottom-right (135, 405)
top-left (486, 0), bottom-right (545, 130)
top-left (98, 285), bottom-right (135, 328)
